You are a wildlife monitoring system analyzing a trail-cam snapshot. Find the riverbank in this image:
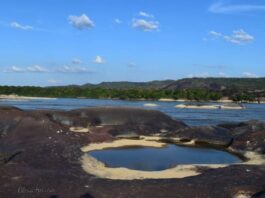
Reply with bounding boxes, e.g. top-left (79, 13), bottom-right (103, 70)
top-left (1, 94), bottom-right (264, 104)
top-left (0, 94), bottom-right (57, 100)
